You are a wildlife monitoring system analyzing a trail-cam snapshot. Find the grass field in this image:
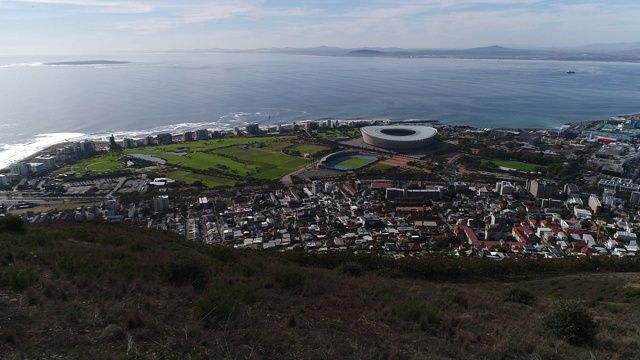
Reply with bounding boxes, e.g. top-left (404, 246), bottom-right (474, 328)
top-left (489, 160), bottom-right (543, 171)
top-left (59, 137), bottom-right (314, 187)
top-left (337, 157), bottom-right (376, 169)
top-left (166, 171), bottom-right (238, 188)
top-left (59, 153), bottom-right (127, 174)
